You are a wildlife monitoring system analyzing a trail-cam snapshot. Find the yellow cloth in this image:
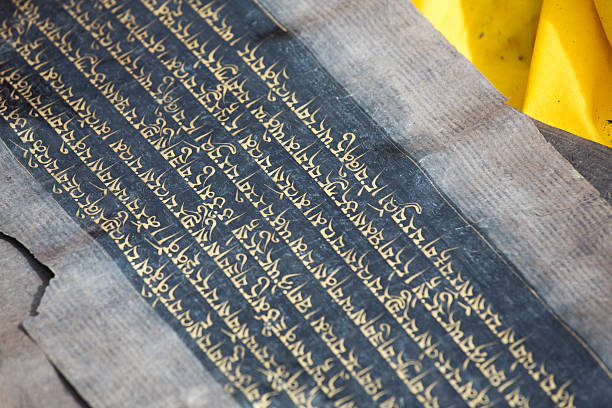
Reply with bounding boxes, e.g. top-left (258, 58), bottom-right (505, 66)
top-left (412, 0), bottom-right (612, 148)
